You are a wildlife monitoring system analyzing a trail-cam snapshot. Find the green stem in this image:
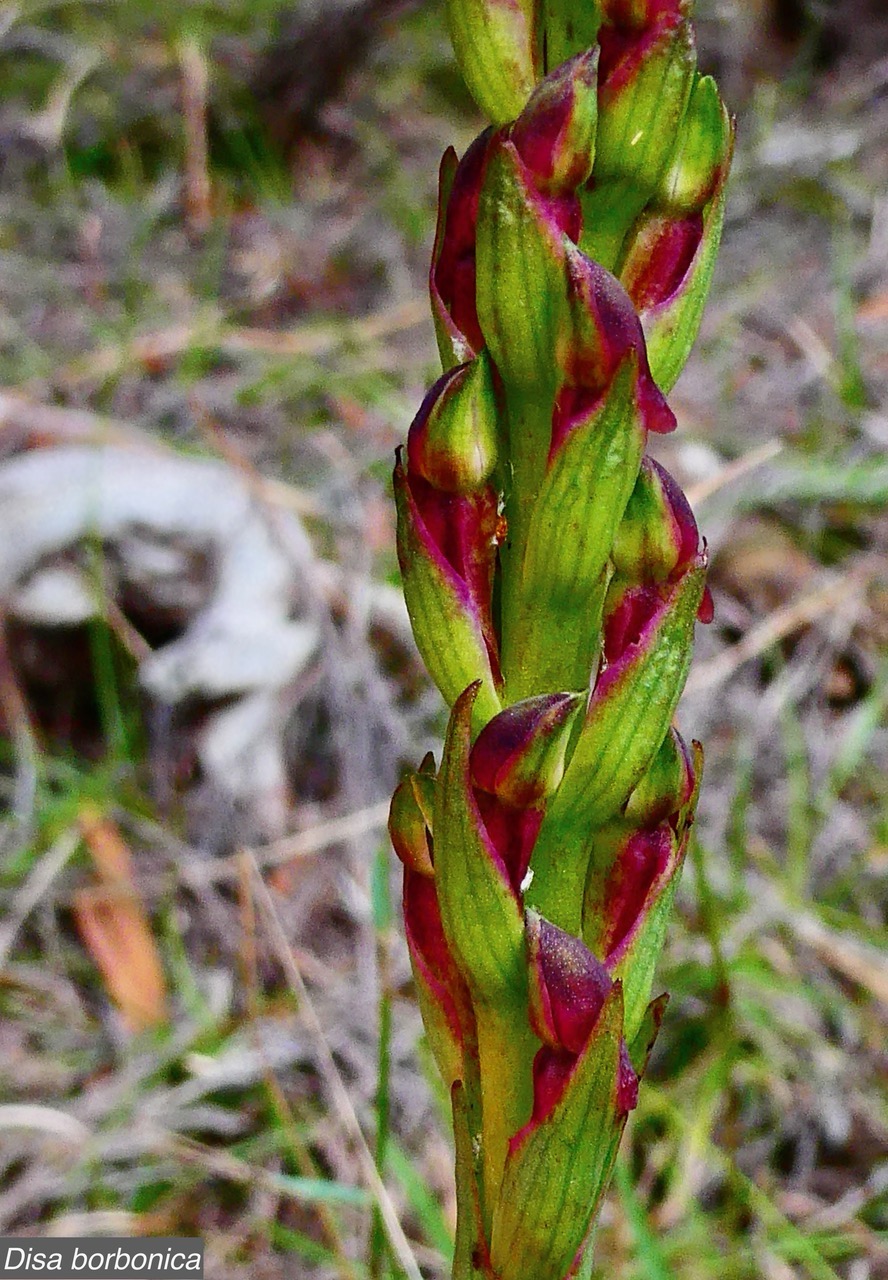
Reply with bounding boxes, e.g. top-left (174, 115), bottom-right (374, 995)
top-left (498, 388), bottom-right (554, 704)
top-left (525, 817), bottom-right (589, 937)
top-left (474, 998), bottom-right (537, 1212)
